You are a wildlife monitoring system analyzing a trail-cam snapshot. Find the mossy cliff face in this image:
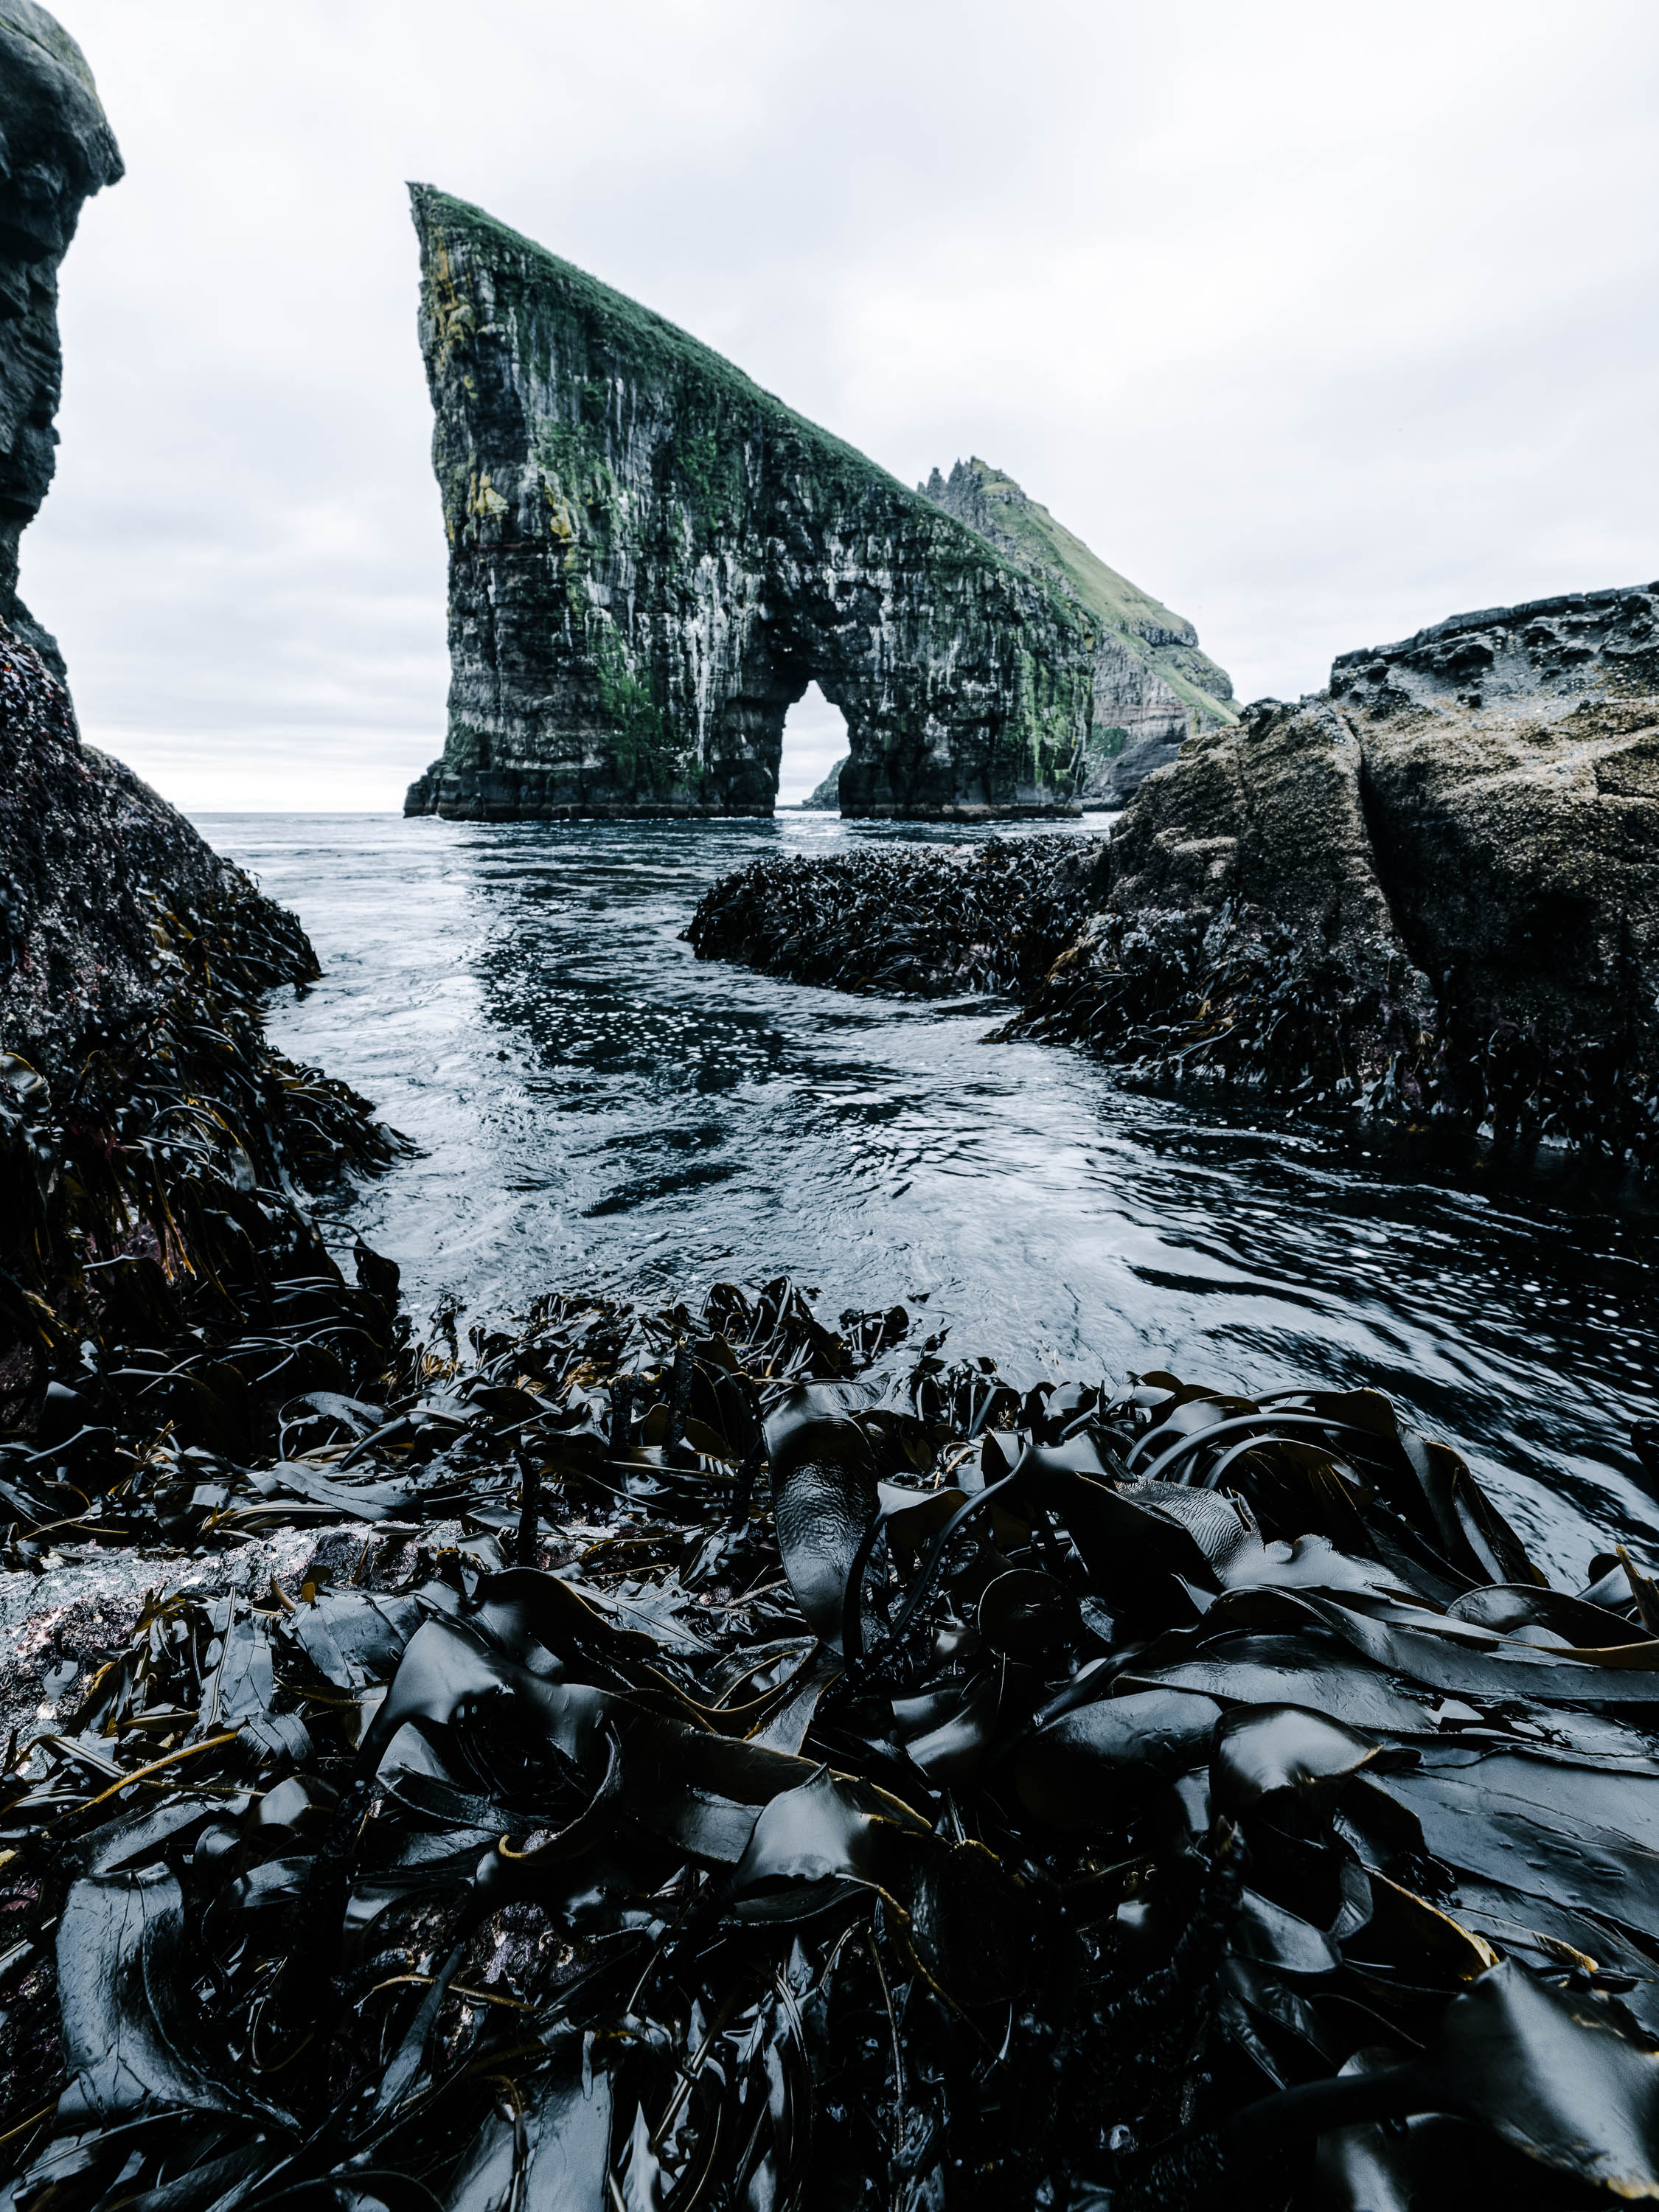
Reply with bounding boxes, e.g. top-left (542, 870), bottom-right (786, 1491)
top-left (403, 188), bottom-right (1095, 821)
top-left (921, 456), bottom-right (1237, 803)
top-left (0, 1), bottom-right (122, 676)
